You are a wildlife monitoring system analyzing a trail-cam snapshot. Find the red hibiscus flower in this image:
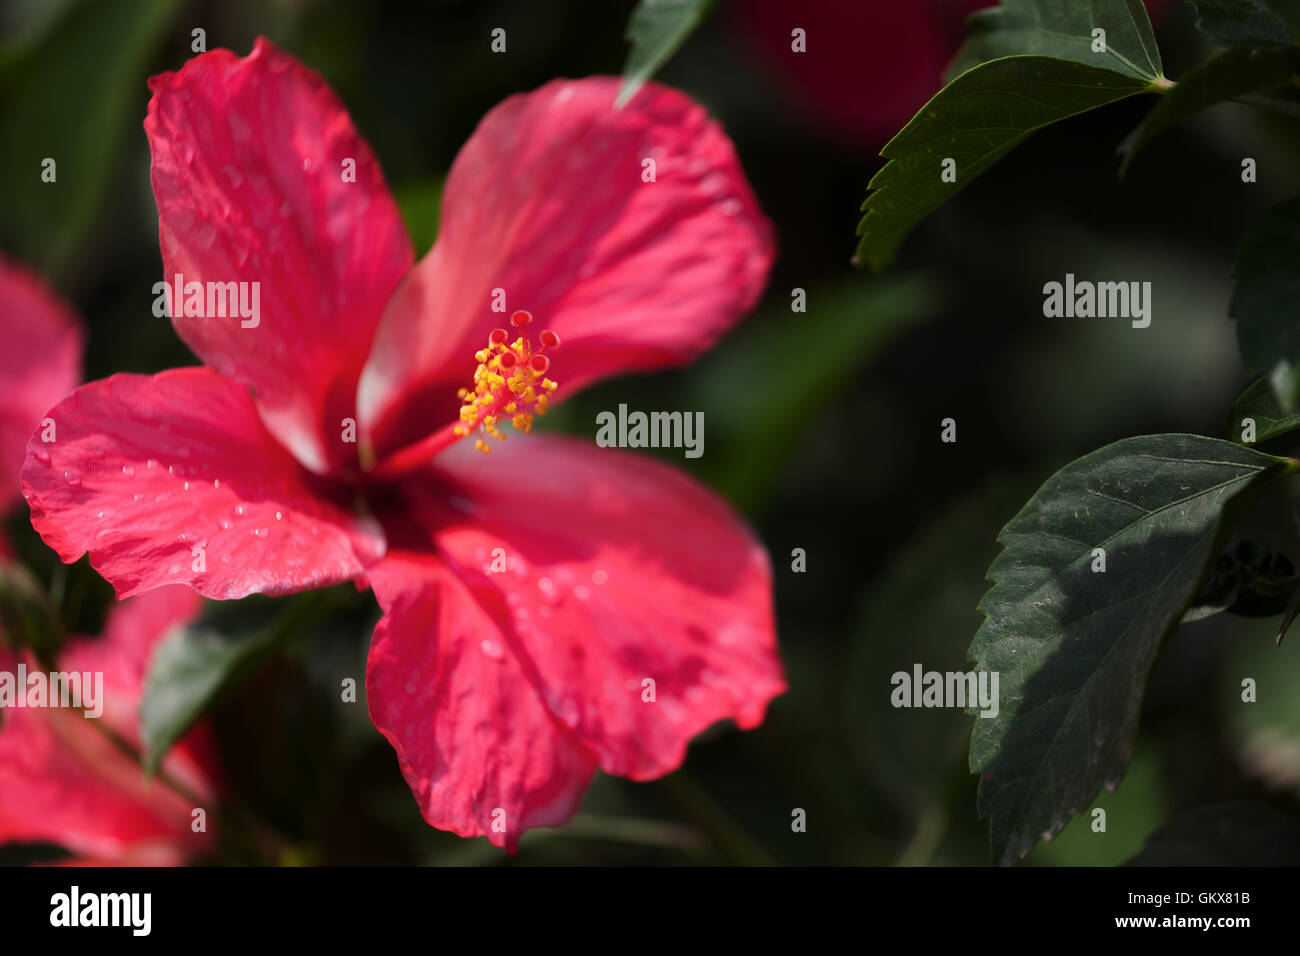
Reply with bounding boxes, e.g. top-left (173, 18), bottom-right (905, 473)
top-left (0, 585), bottom-right (217, 865)
top-left (0, 259), bottom-right (215, 865)
top-left (21, 39), bottom-right (785, 851)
